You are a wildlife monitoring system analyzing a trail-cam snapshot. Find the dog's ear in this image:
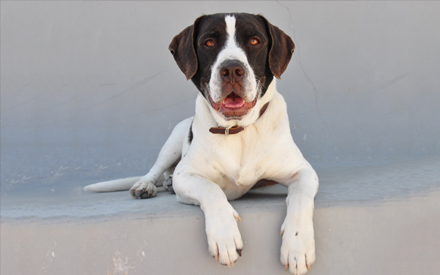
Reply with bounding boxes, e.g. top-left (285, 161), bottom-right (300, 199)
top-left (169, 16), bottom-right (205, 80)
top-left (258, 15), bottom-right (295, 79)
